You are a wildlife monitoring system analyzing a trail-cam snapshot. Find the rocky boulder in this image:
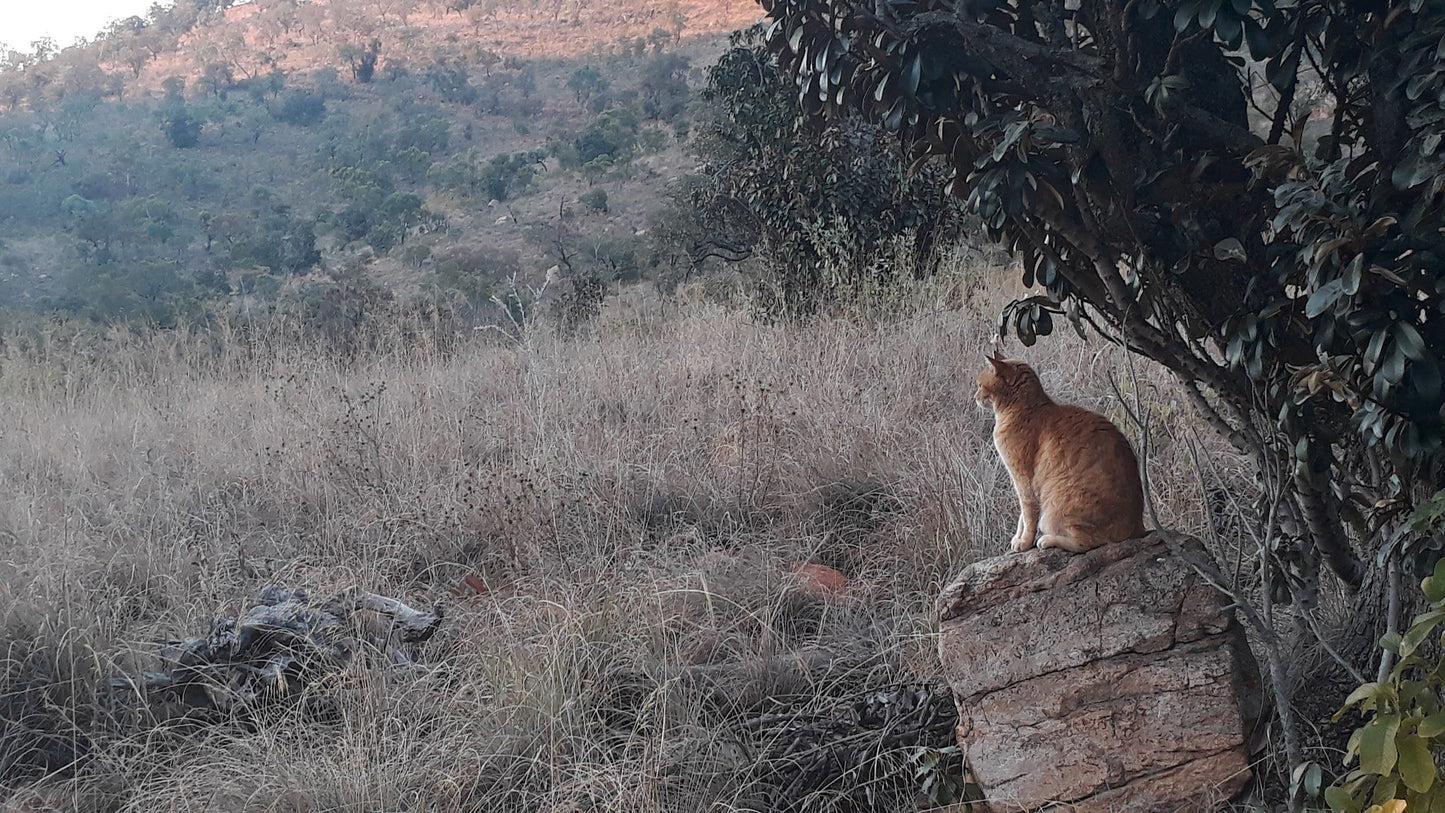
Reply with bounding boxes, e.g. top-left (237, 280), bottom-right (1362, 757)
top-left (936, 534), bottom-right (1262, 812)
